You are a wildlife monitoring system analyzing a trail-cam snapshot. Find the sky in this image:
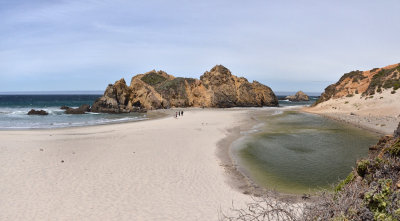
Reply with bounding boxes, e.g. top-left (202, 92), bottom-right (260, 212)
top-left (0, 0), bottom-right (399, 93)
